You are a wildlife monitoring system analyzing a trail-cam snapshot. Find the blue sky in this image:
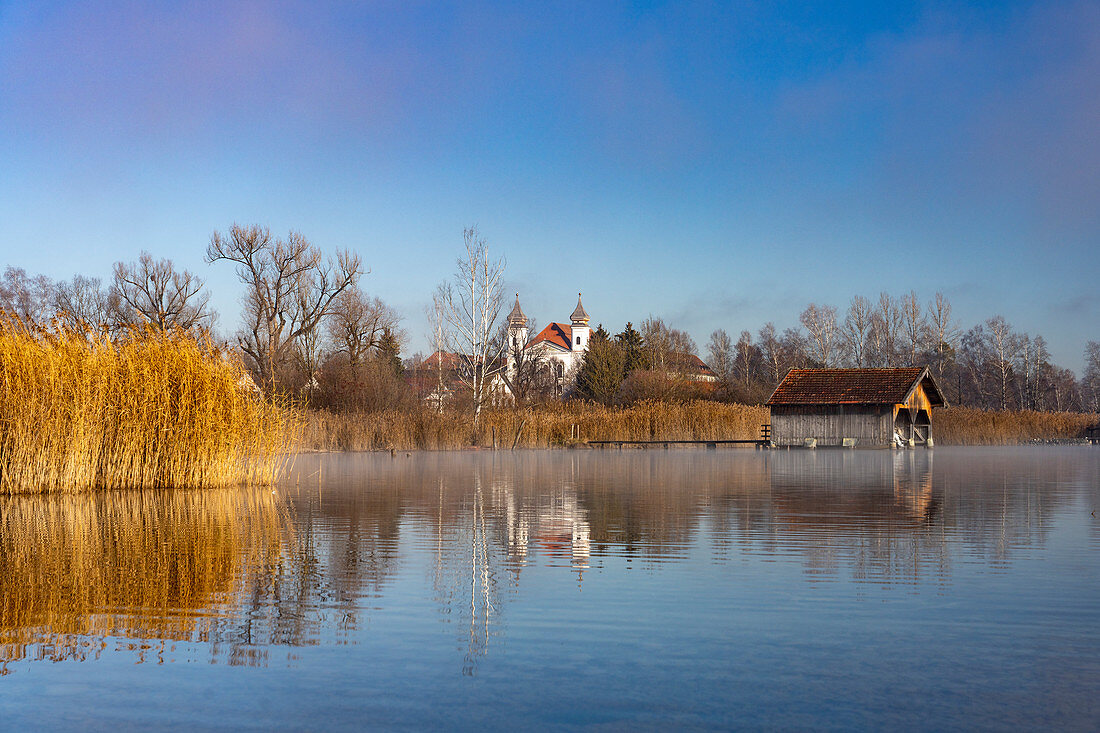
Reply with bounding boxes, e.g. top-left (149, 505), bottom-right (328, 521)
top-left (1, 1), bottom-right (1097, 369)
